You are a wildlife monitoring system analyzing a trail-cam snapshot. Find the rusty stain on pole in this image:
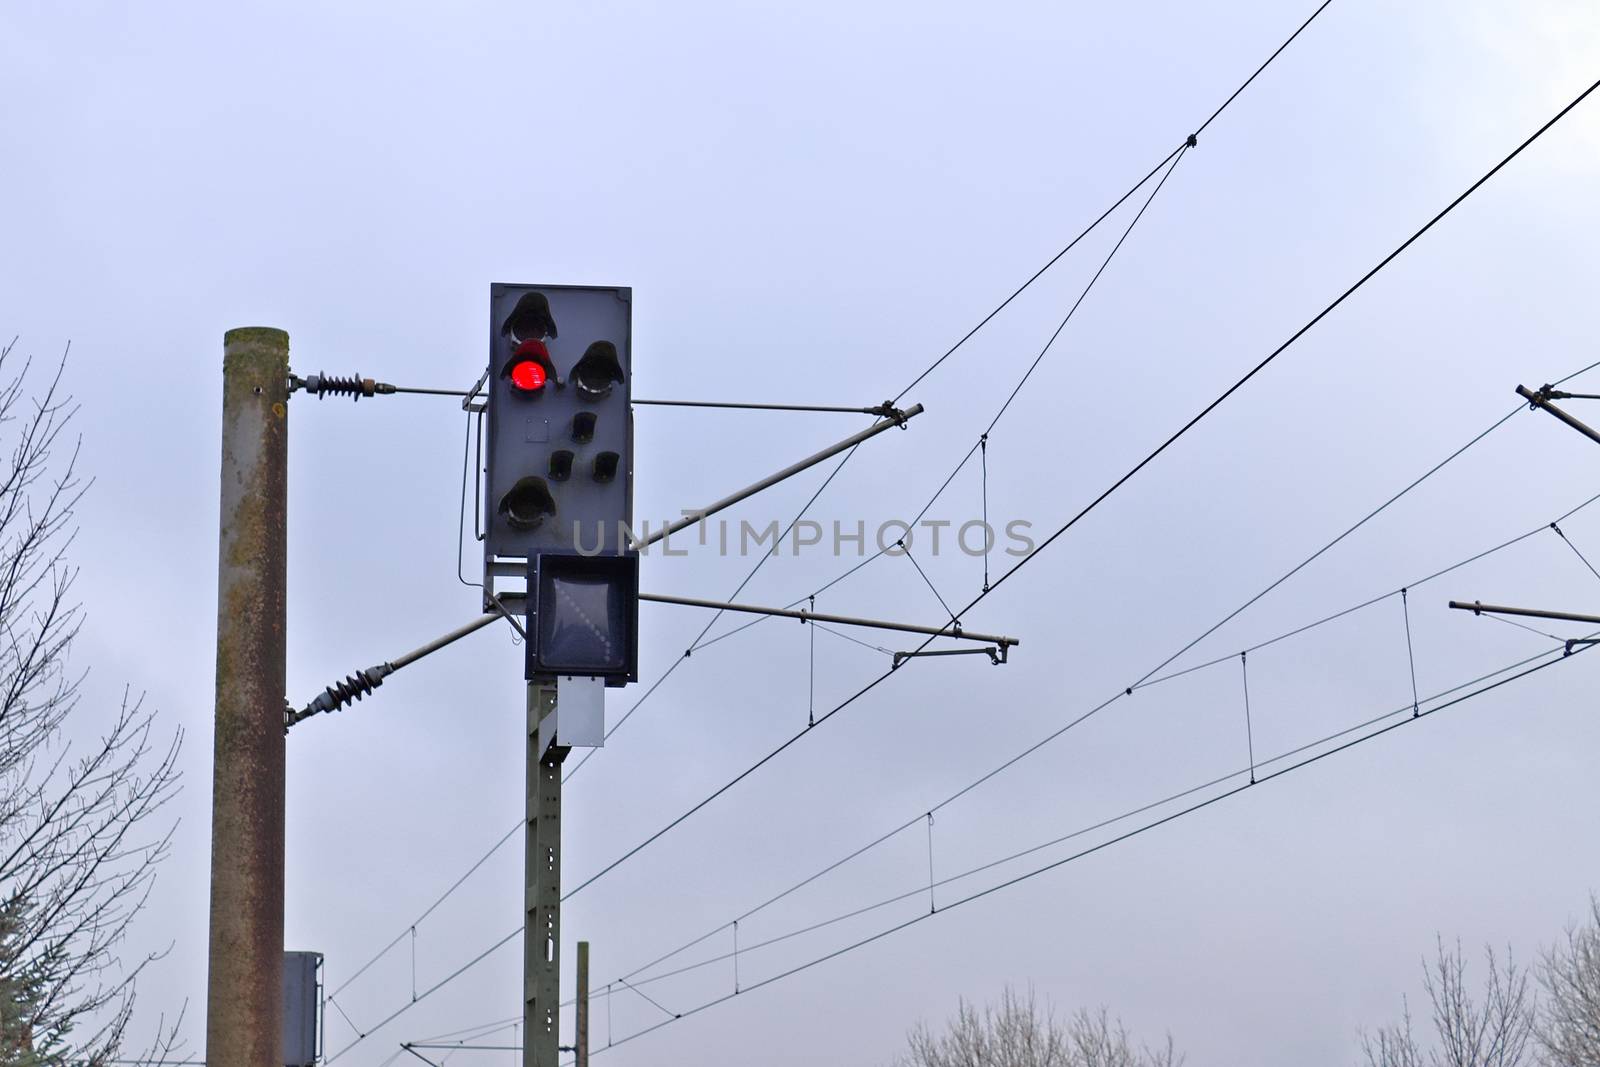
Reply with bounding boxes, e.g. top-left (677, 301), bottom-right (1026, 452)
top-left (207, 327), bottom-right (289, 1066)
